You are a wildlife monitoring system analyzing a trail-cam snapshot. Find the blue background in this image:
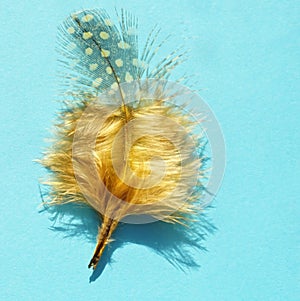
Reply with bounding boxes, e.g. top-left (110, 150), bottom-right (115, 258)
top-left (0, 1), bottom-right (299, 300)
